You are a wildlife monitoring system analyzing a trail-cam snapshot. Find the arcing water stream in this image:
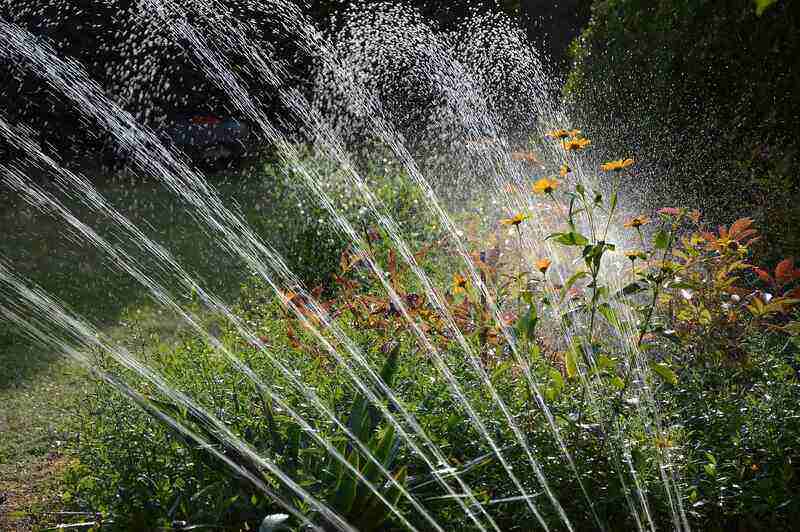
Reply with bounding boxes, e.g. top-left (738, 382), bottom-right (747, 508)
top-left (1, 2), bottom-right (689, 530)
